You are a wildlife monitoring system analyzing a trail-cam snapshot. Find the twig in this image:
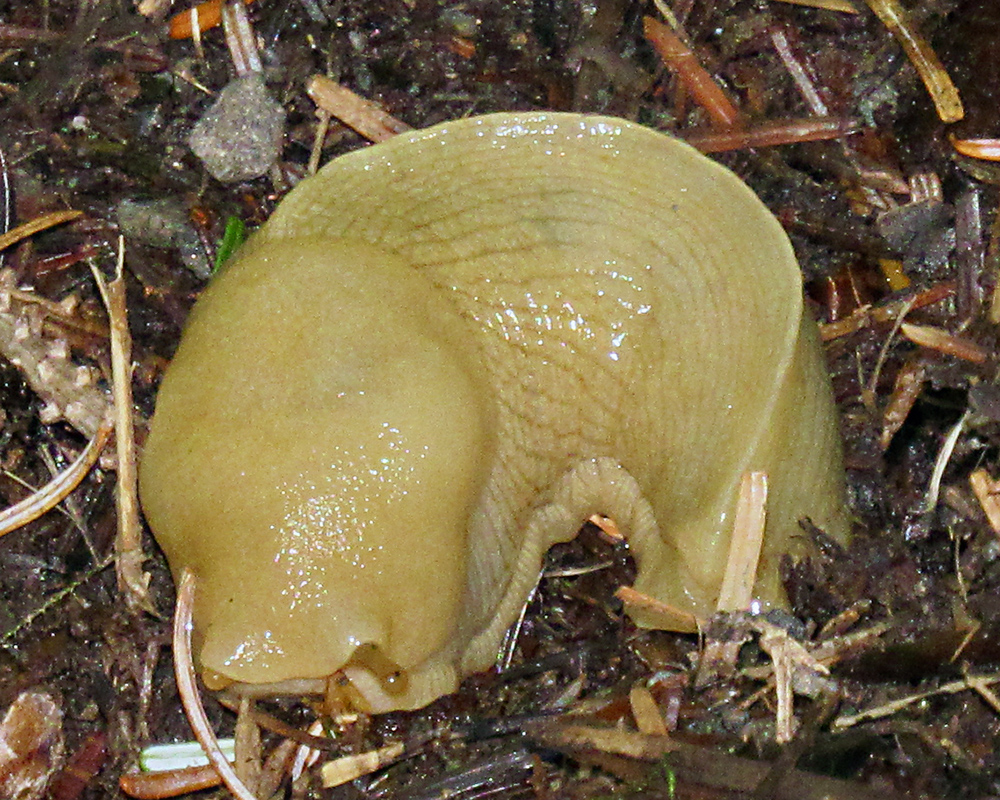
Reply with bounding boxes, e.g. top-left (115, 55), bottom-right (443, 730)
top-left (834, 670), bottom-right (1000, 728)
top-left (756, 620), bottom-right (829, 743)
top-left (527, 720), bottom-right (901, 800)
top-left (91, 238), bottom-right (152, 614)
top-left (819, 281), bottom-right (955, 340)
